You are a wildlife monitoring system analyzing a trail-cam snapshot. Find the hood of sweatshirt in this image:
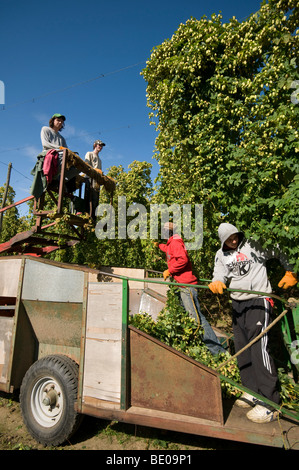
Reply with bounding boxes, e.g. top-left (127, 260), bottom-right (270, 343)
top-left (166, 233), bottom-right (183, 246)
top-left (218, 223), bottom-right (244, 250)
